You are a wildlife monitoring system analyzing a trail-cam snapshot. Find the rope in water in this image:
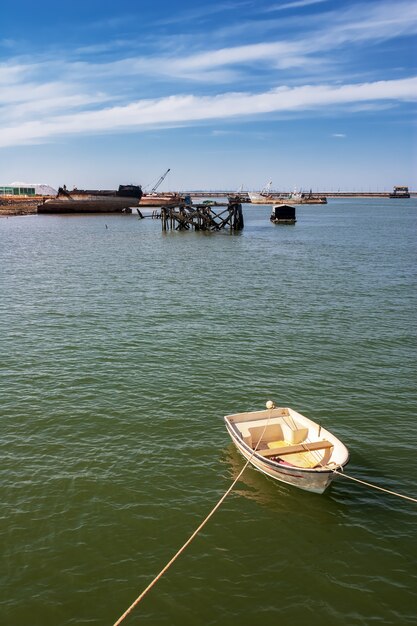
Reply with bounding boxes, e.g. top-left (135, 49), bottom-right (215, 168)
top-left (112, 415), bottom-right (272, 626)
top-left (113, 407), bottom-right (417, 625)
top-left (332, 469), bottom-right (417, 503)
